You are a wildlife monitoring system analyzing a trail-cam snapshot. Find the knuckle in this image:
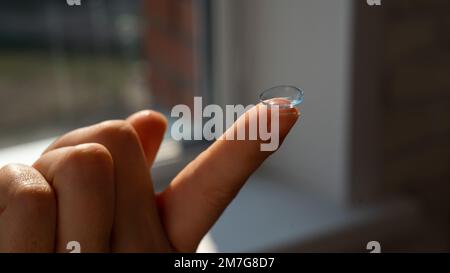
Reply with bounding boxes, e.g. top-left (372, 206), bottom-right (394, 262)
top-left (1, 164), bottom-right (47, 187)
top-left (59, 144), bottom-right (114, 184)
top-left (96, 120), bottom-right (139, 145)
top-left (53, 144), bottom-right (114, 204)
top-left (71, 143), bottom-right (113, 167)
top-left (7, 166), bottom-right (55, 214)
top-left (0, 164), bottom-right (25, 179)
